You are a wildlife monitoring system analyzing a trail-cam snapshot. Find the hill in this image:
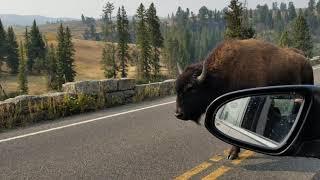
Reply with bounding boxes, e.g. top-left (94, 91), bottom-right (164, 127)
top-left (12, 20), bottom-right (100, 40)
top-left (0, 14), bottom-right (77, 26)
